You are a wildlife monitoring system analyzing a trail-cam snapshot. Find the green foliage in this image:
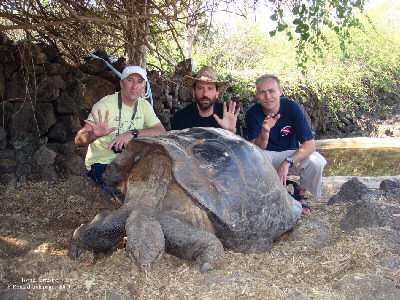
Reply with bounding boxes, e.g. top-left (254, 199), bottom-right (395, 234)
top-left (193, 1), bottom-right (400, 120)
